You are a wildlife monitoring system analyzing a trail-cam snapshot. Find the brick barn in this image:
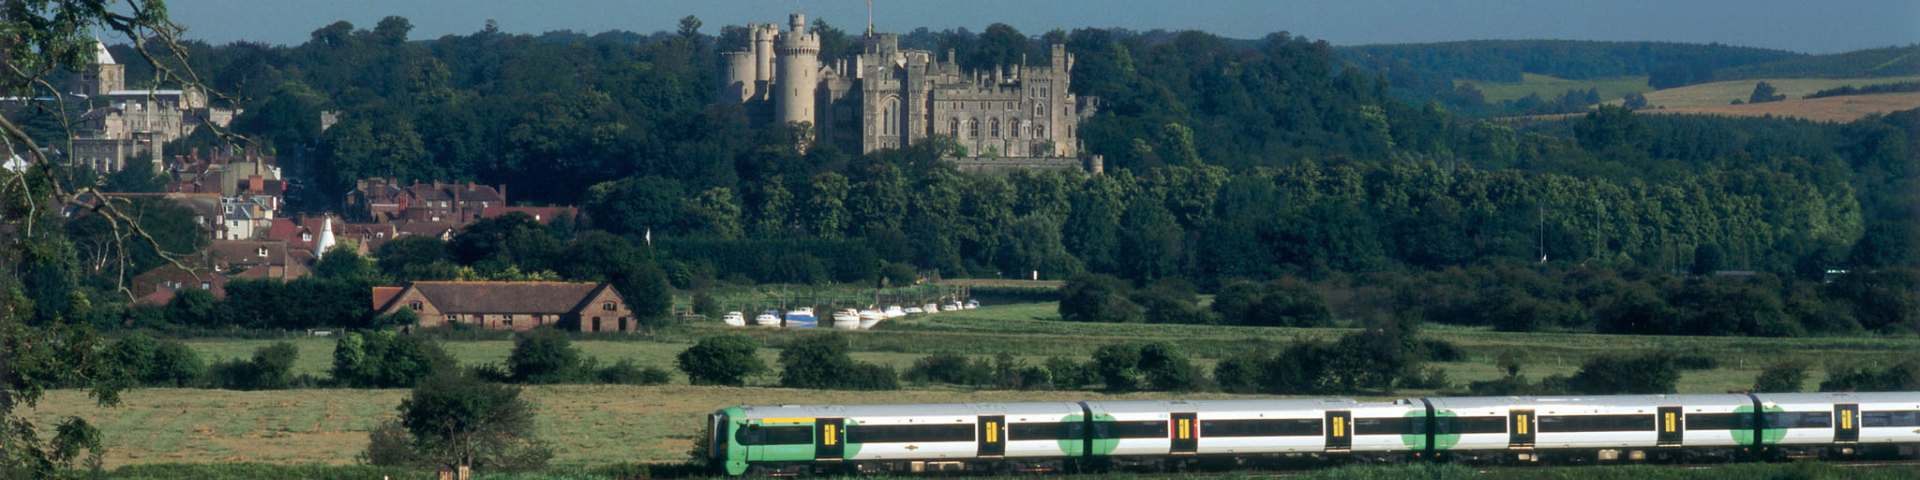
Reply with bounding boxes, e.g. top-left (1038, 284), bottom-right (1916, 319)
top-left (371, 281), bottom-right (635, 332)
